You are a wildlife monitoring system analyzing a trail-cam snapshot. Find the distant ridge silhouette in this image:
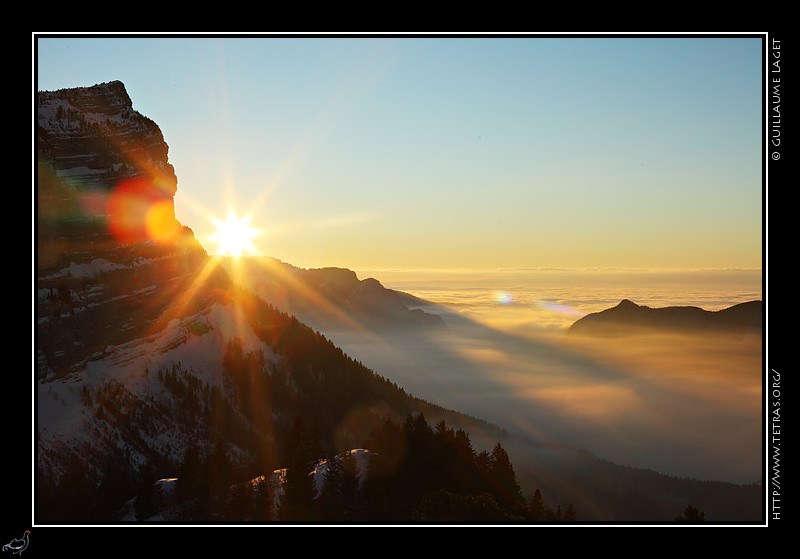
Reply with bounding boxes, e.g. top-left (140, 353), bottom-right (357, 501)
top-left (567, 299), bottom-right (763, 337)
top-left (224, 256), bottom-right (446, 332)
